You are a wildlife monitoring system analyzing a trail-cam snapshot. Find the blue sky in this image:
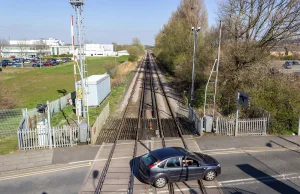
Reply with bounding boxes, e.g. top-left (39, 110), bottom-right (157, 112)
top-left (0, 0), bottom-right (218, 45)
